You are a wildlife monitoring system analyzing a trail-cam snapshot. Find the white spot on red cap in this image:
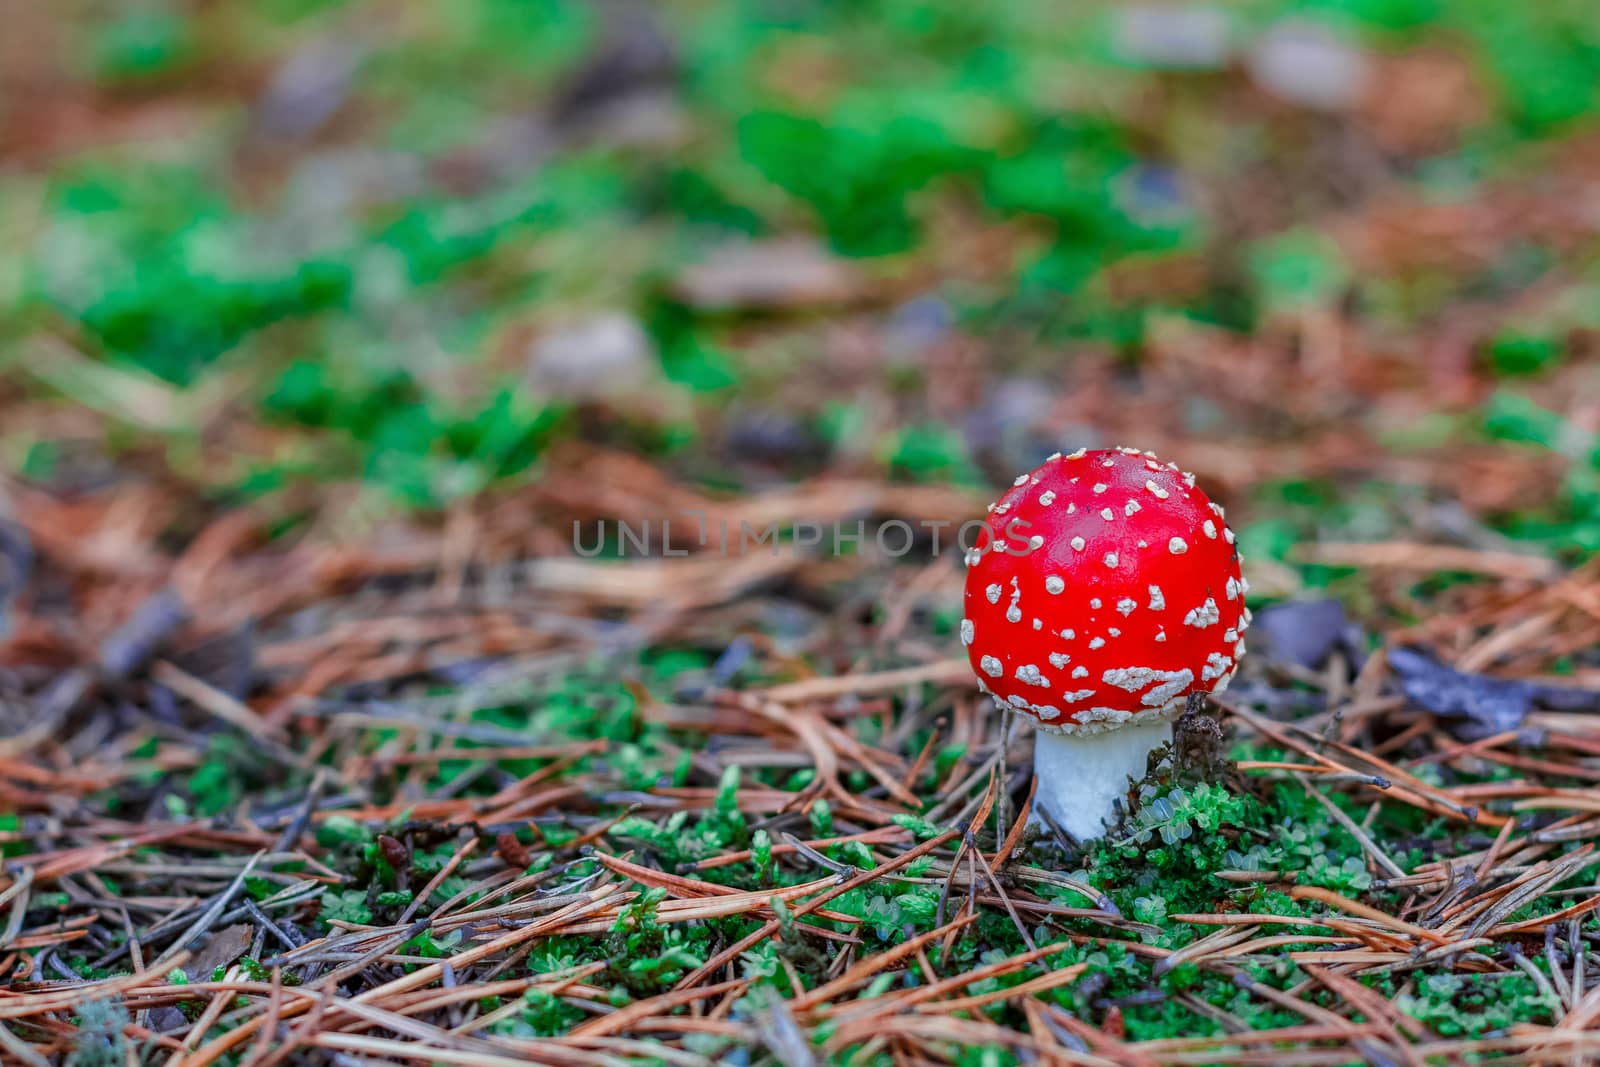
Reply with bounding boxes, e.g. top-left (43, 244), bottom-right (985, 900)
top-left (1202, 653), bottom-right (1233, 681)
top-left (980, 655), bottom-right (1003, 678)
top-left (1169, 537), bottom-right (1188, 555)
top-left (960, 619), bottom-right (974, 645)
top-left (1125, 500), bottom-right (1141, 517)
top-left (1088, 637), bottom-right (1106, 650)
top-left (1184, 598), bottom-right (1220, 628)
top-left (1048, 652), bottom-right (1070, 668)
top-left (1148, 585), bottom-right (1166, 611)
top-left (1015, 664), bottom-right (1049, 687)
top-left (1104, 552), bottom-right (1119, 568)
top-left (1146, 669), bottom-right (1194, 705)
top-left (1102, 667), bottom-right (1195, 707)
top-left (1045, 576), bottom-right (1065, 595)
top-left (1203, 520), bottom-right (1218, 539)
top-left (1070, 536), bottom-right (1086, 551)
top-left (1039, 490), bottom-right (1055, 506)
top-left (1093, 483), bottom-right (1108, 494)
top-left (1145, 480), bottom-right (1169, 499)
top-left (985, 584), bottom-right (1002, 603)
top-left (1117, 597), bottom-right (1136, 616)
